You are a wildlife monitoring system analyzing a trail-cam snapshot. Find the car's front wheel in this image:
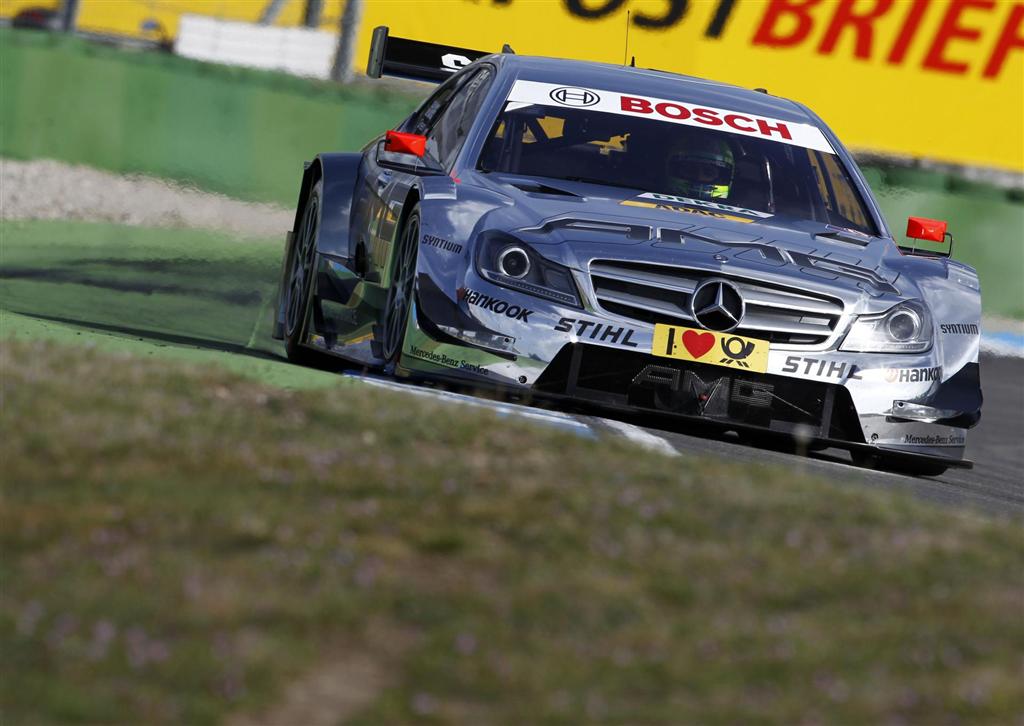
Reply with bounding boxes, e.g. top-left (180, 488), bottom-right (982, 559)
top-left (381, 205), bottom-right (420, 371)
top-left (283, 180), bottom-right (322, 364)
